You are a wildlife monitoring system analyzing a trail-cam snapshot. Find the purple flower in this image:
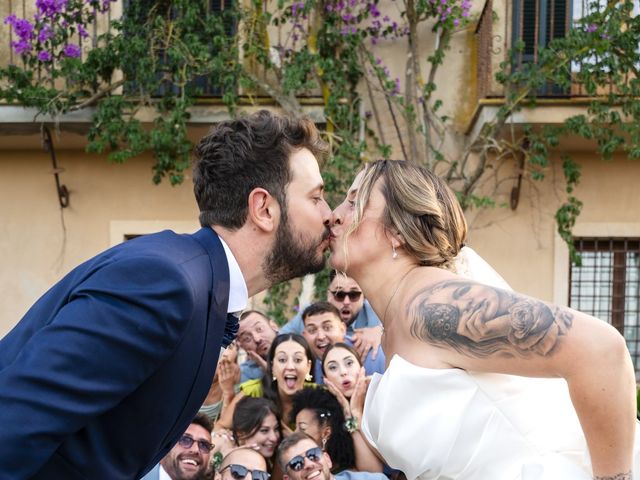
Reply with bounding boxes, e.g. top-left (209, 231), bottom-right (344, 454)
top-left (453, 18), bottom-right (460, 26)
top-left (342, 12), bottom-right (353, 22)
top-left (63, 43), bottom-right (81, 58)
top-left (370, 4), bottom-right (380, 17)
top-left (38, 24), bottom-right (54, 42)
top-left (6, 16), bottom-right (35, 41)
top-left (36, 0), bottom-right (68, 16)
top-left (586, 24), bottom-right (598, 33)
top-left (383, 15), bottom-right (390, 22)
top-left (77, 24), bottom-right (89, 38)
top-left (11, 40), bottom-right (32, 55)
top-left (392, 78), bottom-right (400, 95)
top-left (37, 50), bottom-right (52, 62)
